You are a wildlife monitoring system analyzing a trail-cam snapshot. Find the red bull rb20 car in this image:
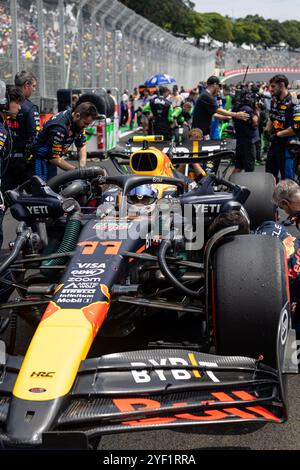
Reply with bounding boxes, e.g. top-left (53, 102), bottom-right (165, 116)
top-left (0, 161), bottom-right (297, 449)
